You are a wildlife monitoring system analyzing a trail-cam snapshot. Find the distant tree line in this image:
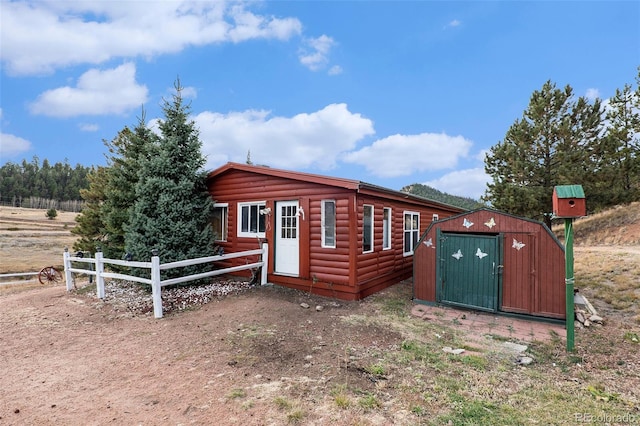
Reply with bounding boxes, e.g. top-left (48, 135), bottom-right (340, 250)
top-left (0, 157), bottom-right (92, 208)
top-left (401, 183), bottom-right (483, 210)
